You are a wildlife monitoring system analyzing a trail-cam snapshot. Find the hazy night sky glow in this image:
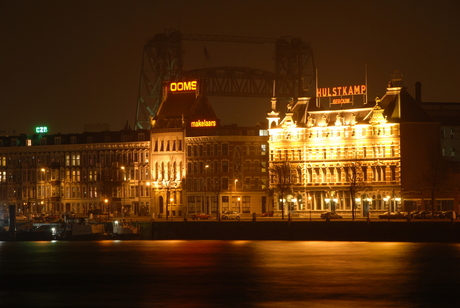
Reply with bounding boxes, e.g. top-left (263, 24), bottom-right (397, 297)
top-left (1, 0), bottom-right (459, 134)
